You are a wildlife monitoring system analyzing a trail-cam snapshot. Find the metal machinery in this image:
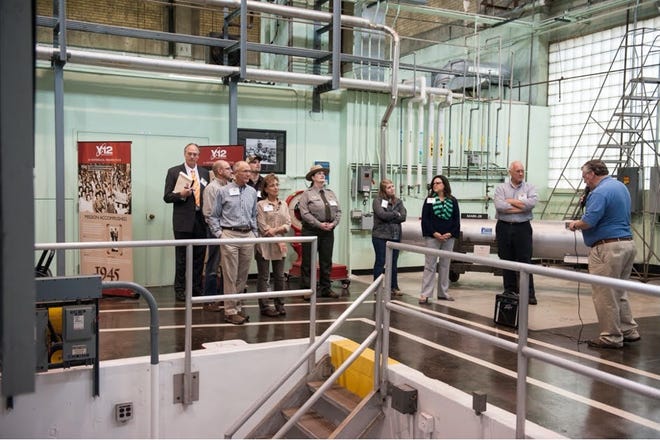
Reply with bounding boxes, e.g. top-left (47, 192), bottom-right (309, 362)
top-left (401, 217), bottom-right (591, 281)
top-left (35, 275), bottom-right (102, 396)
